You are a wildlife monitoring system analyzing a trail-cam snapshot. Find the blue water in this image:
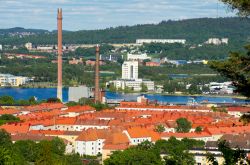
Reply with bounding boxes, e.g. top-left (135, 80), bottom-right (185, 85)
top-left (0, 88), bottom-right (249, 104)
